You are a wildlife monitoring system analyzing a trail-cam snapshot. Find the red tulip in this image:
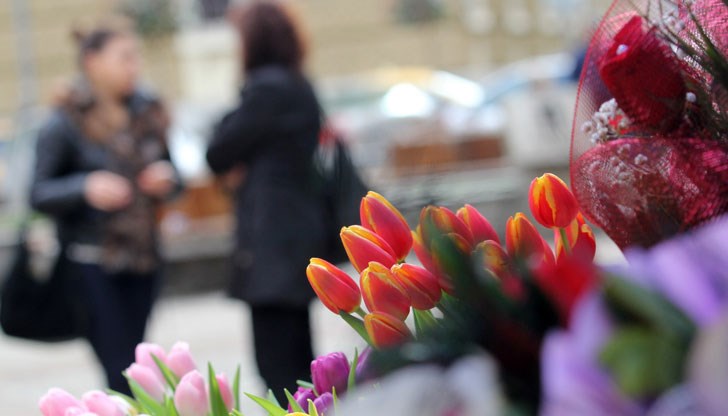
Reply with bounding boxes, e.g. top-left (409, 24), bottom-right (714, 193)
top-left (535, 256), bottom-right (598, 324)
top-left (599, 15), bottom-right (687, 131)
top-left (391, 263), bottom-right (442, 310)
top-left (529, 173), bottom-right (580, 229)
top-left (456, 204), bottom-right (500, 244)
top-left (419, 206), bottom-right (474, 248)
top-left (555, 213), bottom-right (597, 261)
top-left (505, 213), bottom-right (554, 266)
top-left (340, 225), bottom-right (397, 273)
top-left (474, 240), bottom-right (511, 280)
top-left (361, 262), bottom-right (411, 320)
top-left (412, 227), bottom-right (440, 276)
top-left (307, 258), bottom-right (362, 314)
top-left (360, 191), bottom-right (413, 261)
top-left (364, 312), bottom-right (412, 349)
top-left (431, 233), bottom-right (472, 294)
